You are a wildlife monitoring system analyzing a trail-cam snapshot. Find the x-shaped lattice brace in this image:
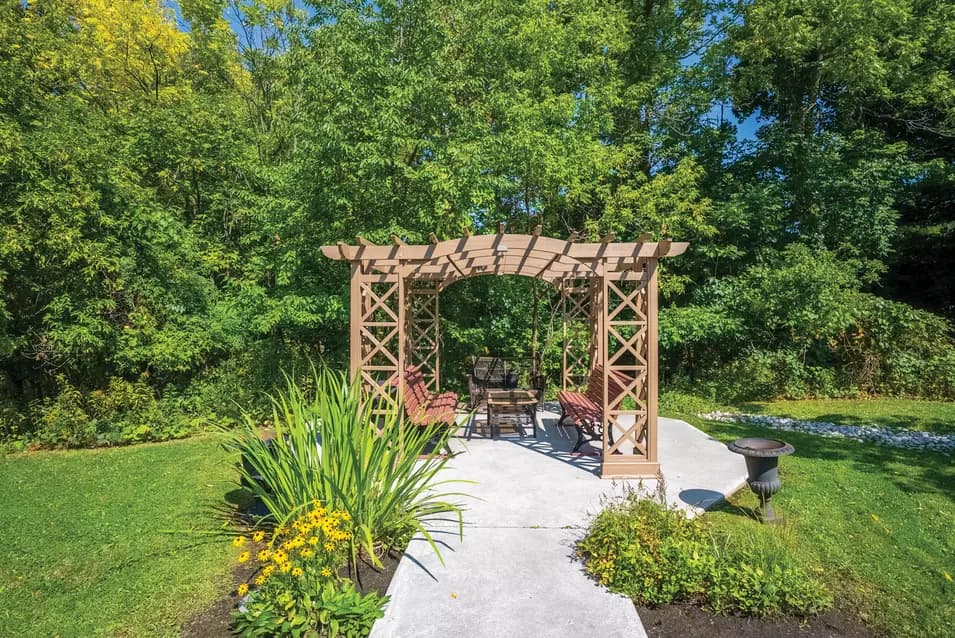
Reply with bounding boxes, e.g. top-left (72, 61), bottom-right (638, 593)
top-left (602, 267), bottom-right (653, 461)
top-left (358, 278), bottom-right (403, 409)
top-left (561, 277), bottom-right (592, 391)
top-left (405, 281), bottom-right (441, 392)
